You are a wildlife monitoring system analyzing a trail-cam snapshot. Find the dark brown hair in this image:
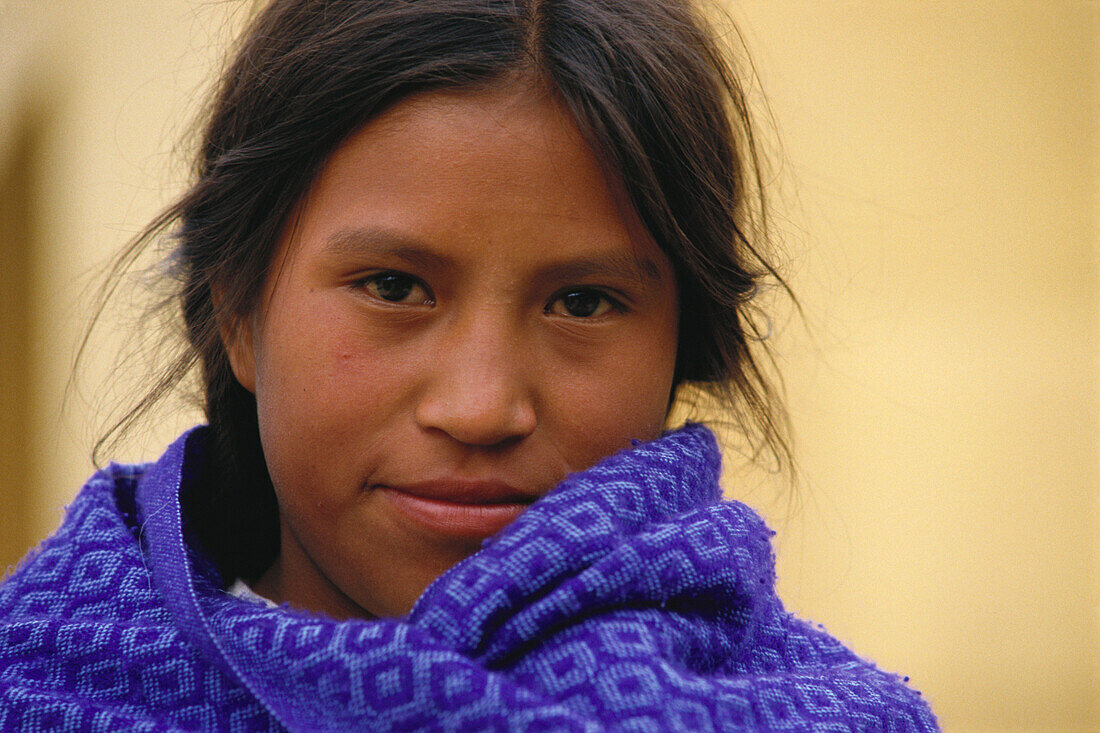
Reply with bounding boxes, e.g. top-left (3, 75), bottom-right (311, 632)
top-left (98, 0), bottom-right (791, 582)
